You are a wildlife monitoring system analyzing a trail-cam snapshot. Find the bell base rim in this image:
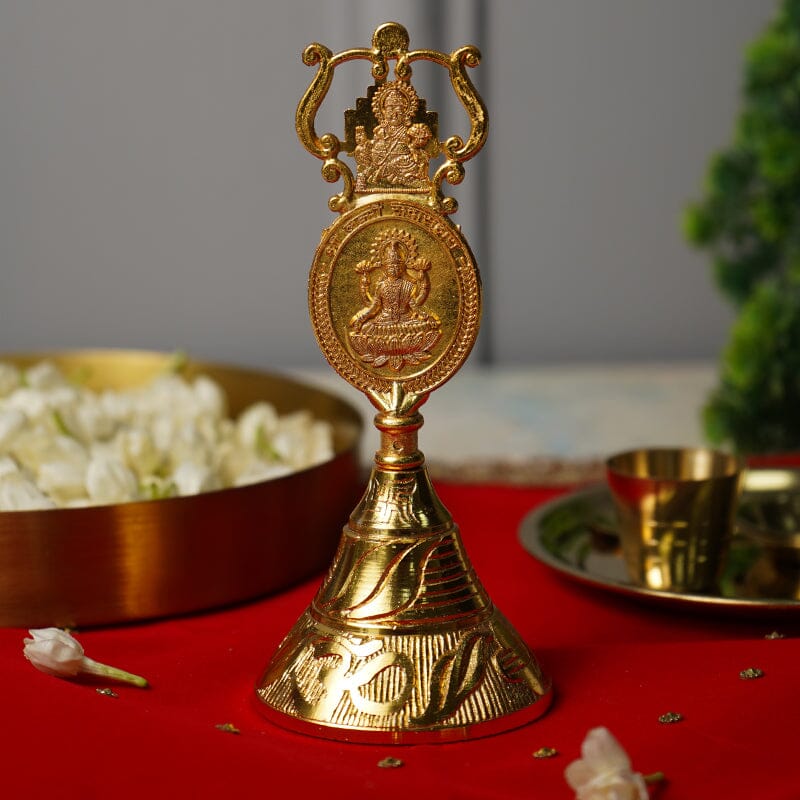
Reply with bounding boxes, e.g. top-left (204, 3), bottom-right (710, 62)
top-left (252, 685), bottom-right (554, 745)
